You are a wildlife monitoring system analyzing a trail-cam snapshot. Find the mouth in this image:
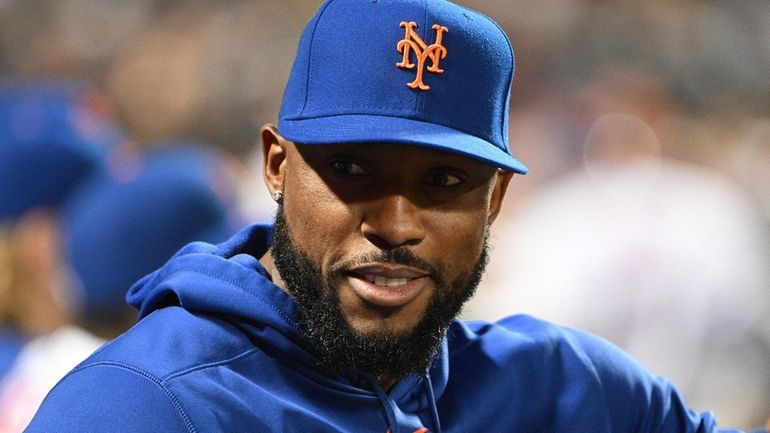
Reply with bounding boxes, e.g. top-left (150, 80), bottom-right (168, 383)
top-left (345, 265), bottom-right (431, 308)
